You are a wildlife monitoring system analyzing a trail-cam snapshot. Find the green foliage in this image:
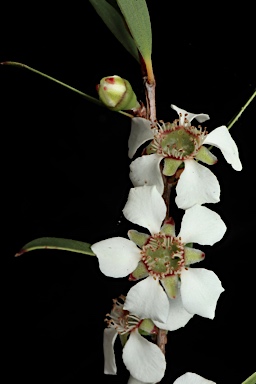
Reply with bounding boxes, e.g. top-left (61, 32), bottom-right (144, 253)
top-left (116, 0), bottom-right (152, 62)
top-left (89, 0), bottom-right (140, 62)
top-left (242, 372), bottom-right (256, 384)
top-left (15, 237), bottom-right (95, 257)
